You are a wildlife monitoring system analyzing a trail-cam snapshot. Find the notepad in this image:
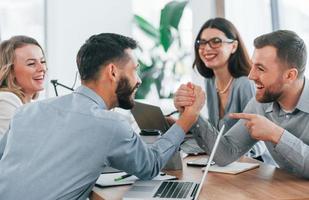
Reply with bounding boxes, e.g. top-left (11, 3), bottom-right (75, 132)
top-left (202, 162), bottom-right (260, 175)
top-left (95, 172), bottom-right (177, 187)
